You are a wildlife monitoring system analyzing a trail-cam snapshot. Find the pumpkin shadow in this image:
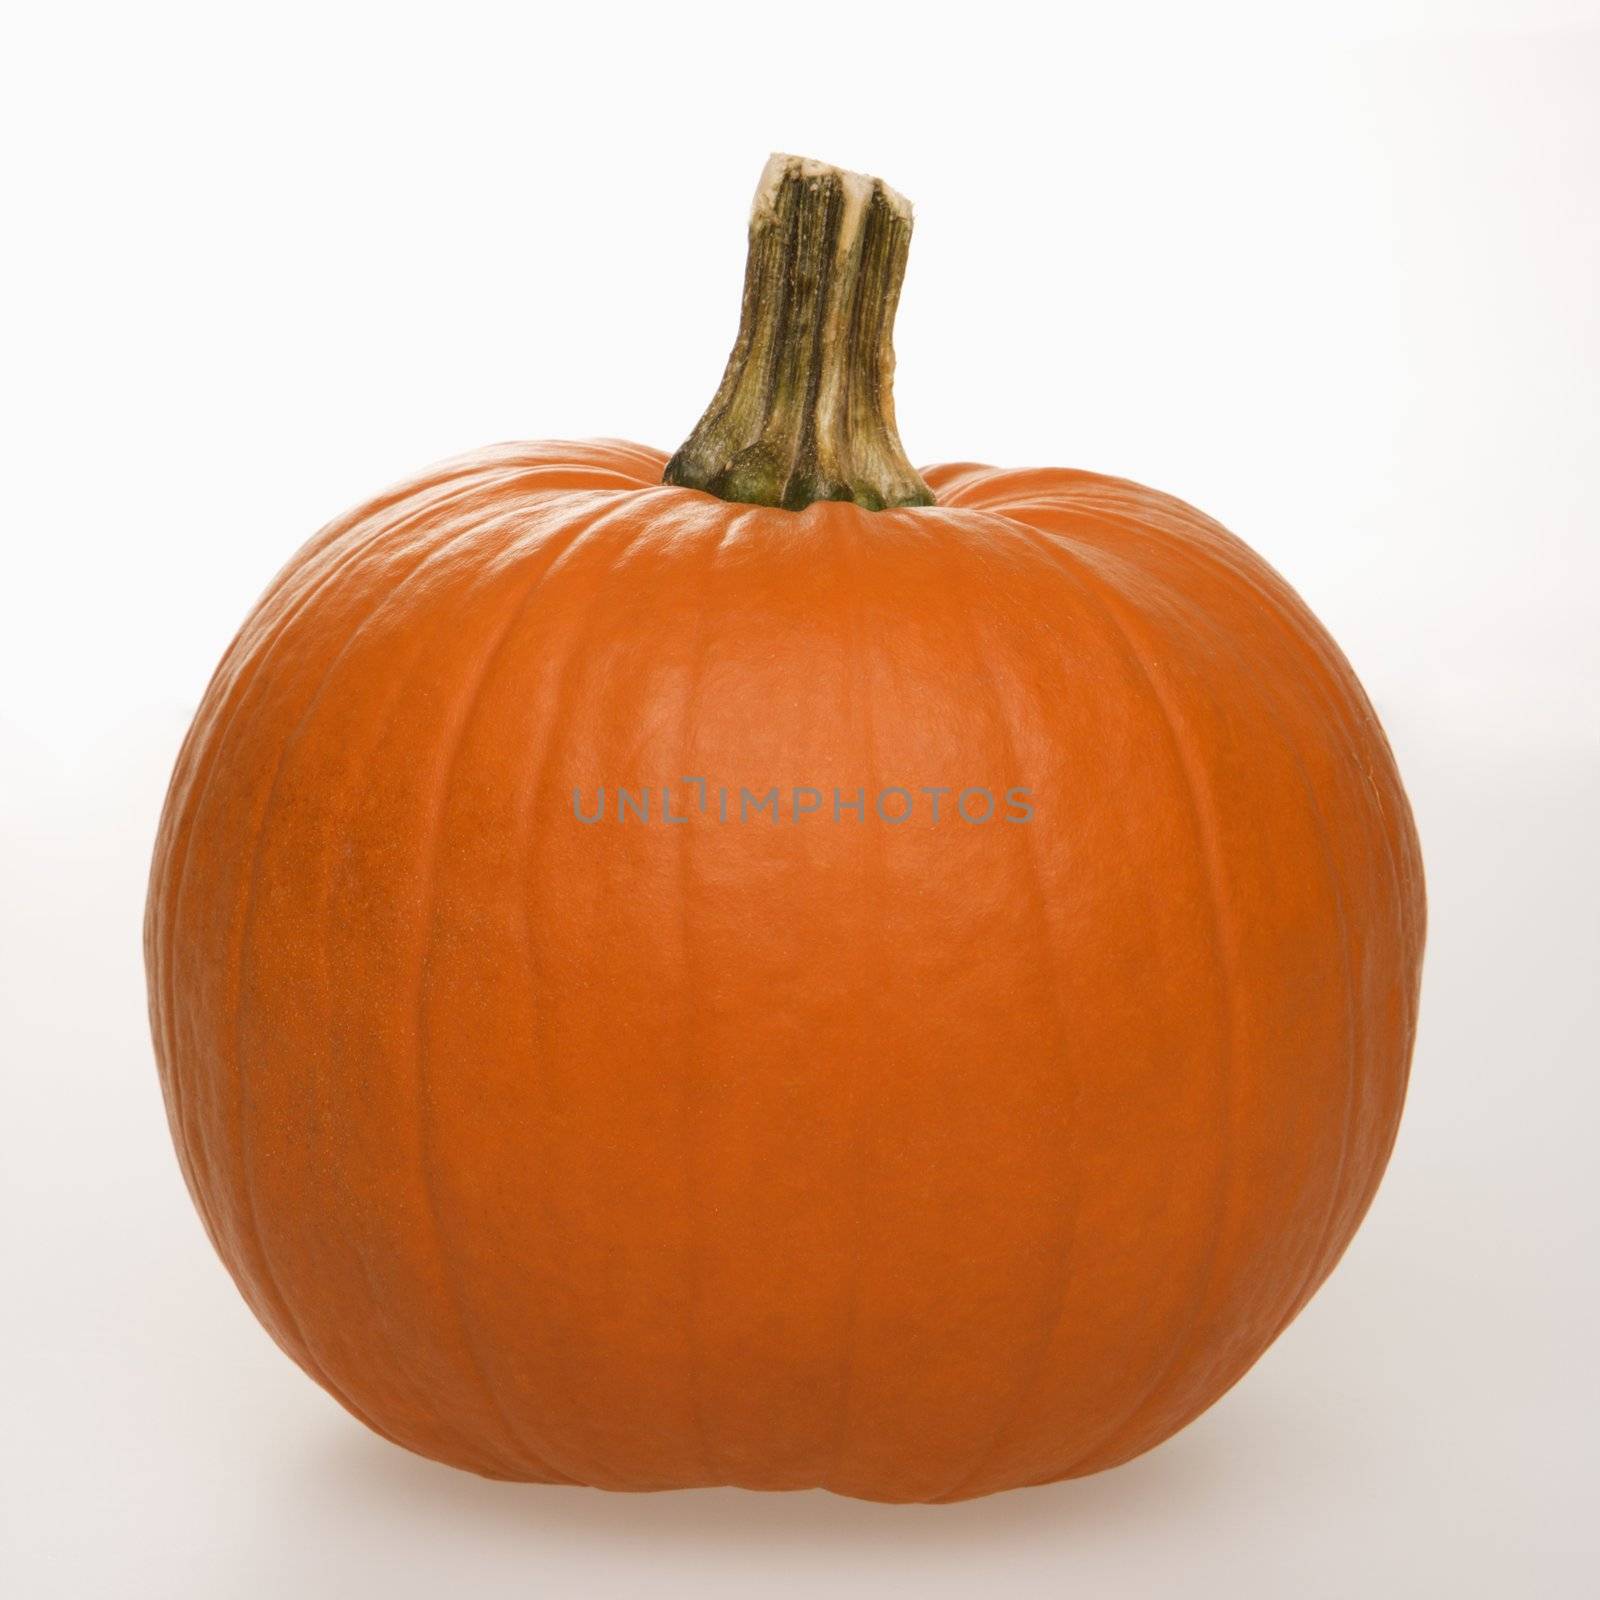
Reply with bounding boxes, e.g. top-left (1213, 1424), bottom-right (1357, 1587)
top-left (303, 1409), bottom-right (1244, 1551)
